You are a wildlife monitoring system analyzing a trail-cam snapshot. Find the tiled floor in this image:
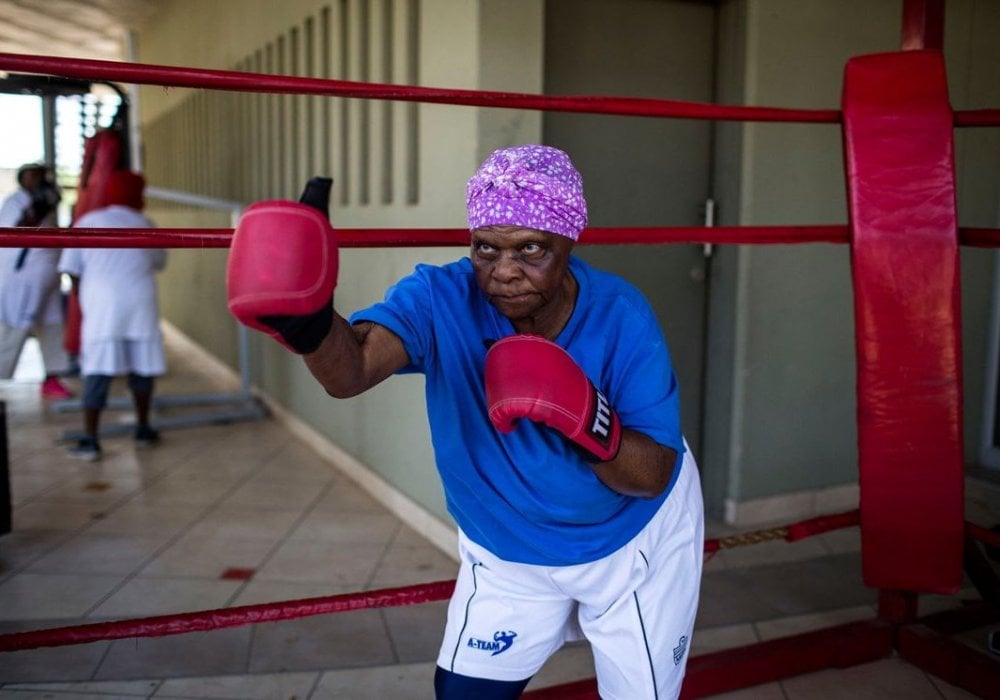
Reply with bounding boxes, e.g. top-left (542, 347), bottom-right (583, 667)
top-left (0, 329), bottom-right (996, 699)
